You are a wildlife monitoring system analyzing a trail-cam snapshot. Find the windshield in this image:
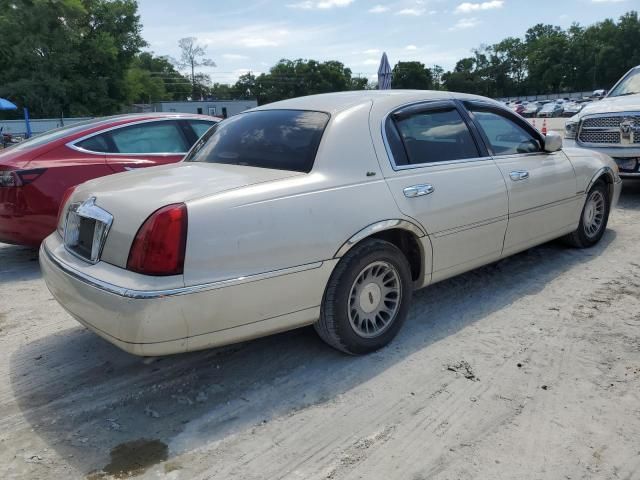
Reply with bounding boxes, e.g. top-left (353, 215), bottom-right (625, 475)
top-left (608, 68), bottom-right (640, 97)
top-left (185, 110), bottom-right (330, 173)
